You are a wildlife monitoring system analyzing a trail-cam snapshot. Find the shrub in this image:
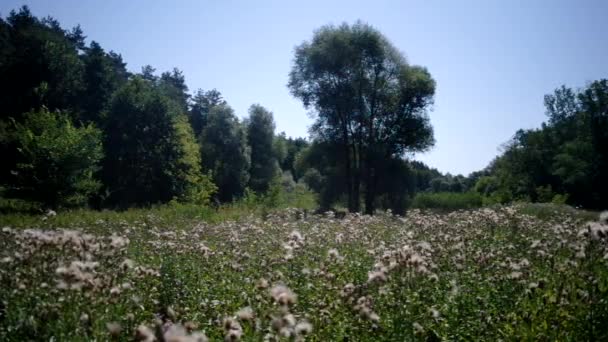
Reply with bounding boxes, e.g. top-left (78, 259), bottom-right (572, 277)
top-left (7, 109), bottom-right (103, 208)
top-left (411, 191), bottom-right (483, 210)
